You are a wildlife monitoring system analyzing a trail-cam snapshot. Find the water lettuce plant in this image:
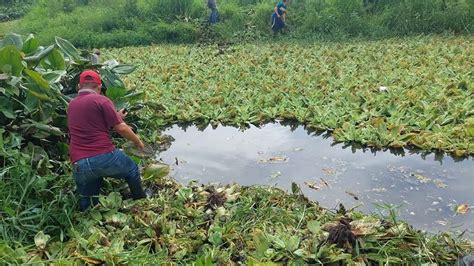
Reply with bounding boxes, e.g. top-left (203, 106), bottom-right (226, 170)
top-left (106, 36), bottom-right (474, 156)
